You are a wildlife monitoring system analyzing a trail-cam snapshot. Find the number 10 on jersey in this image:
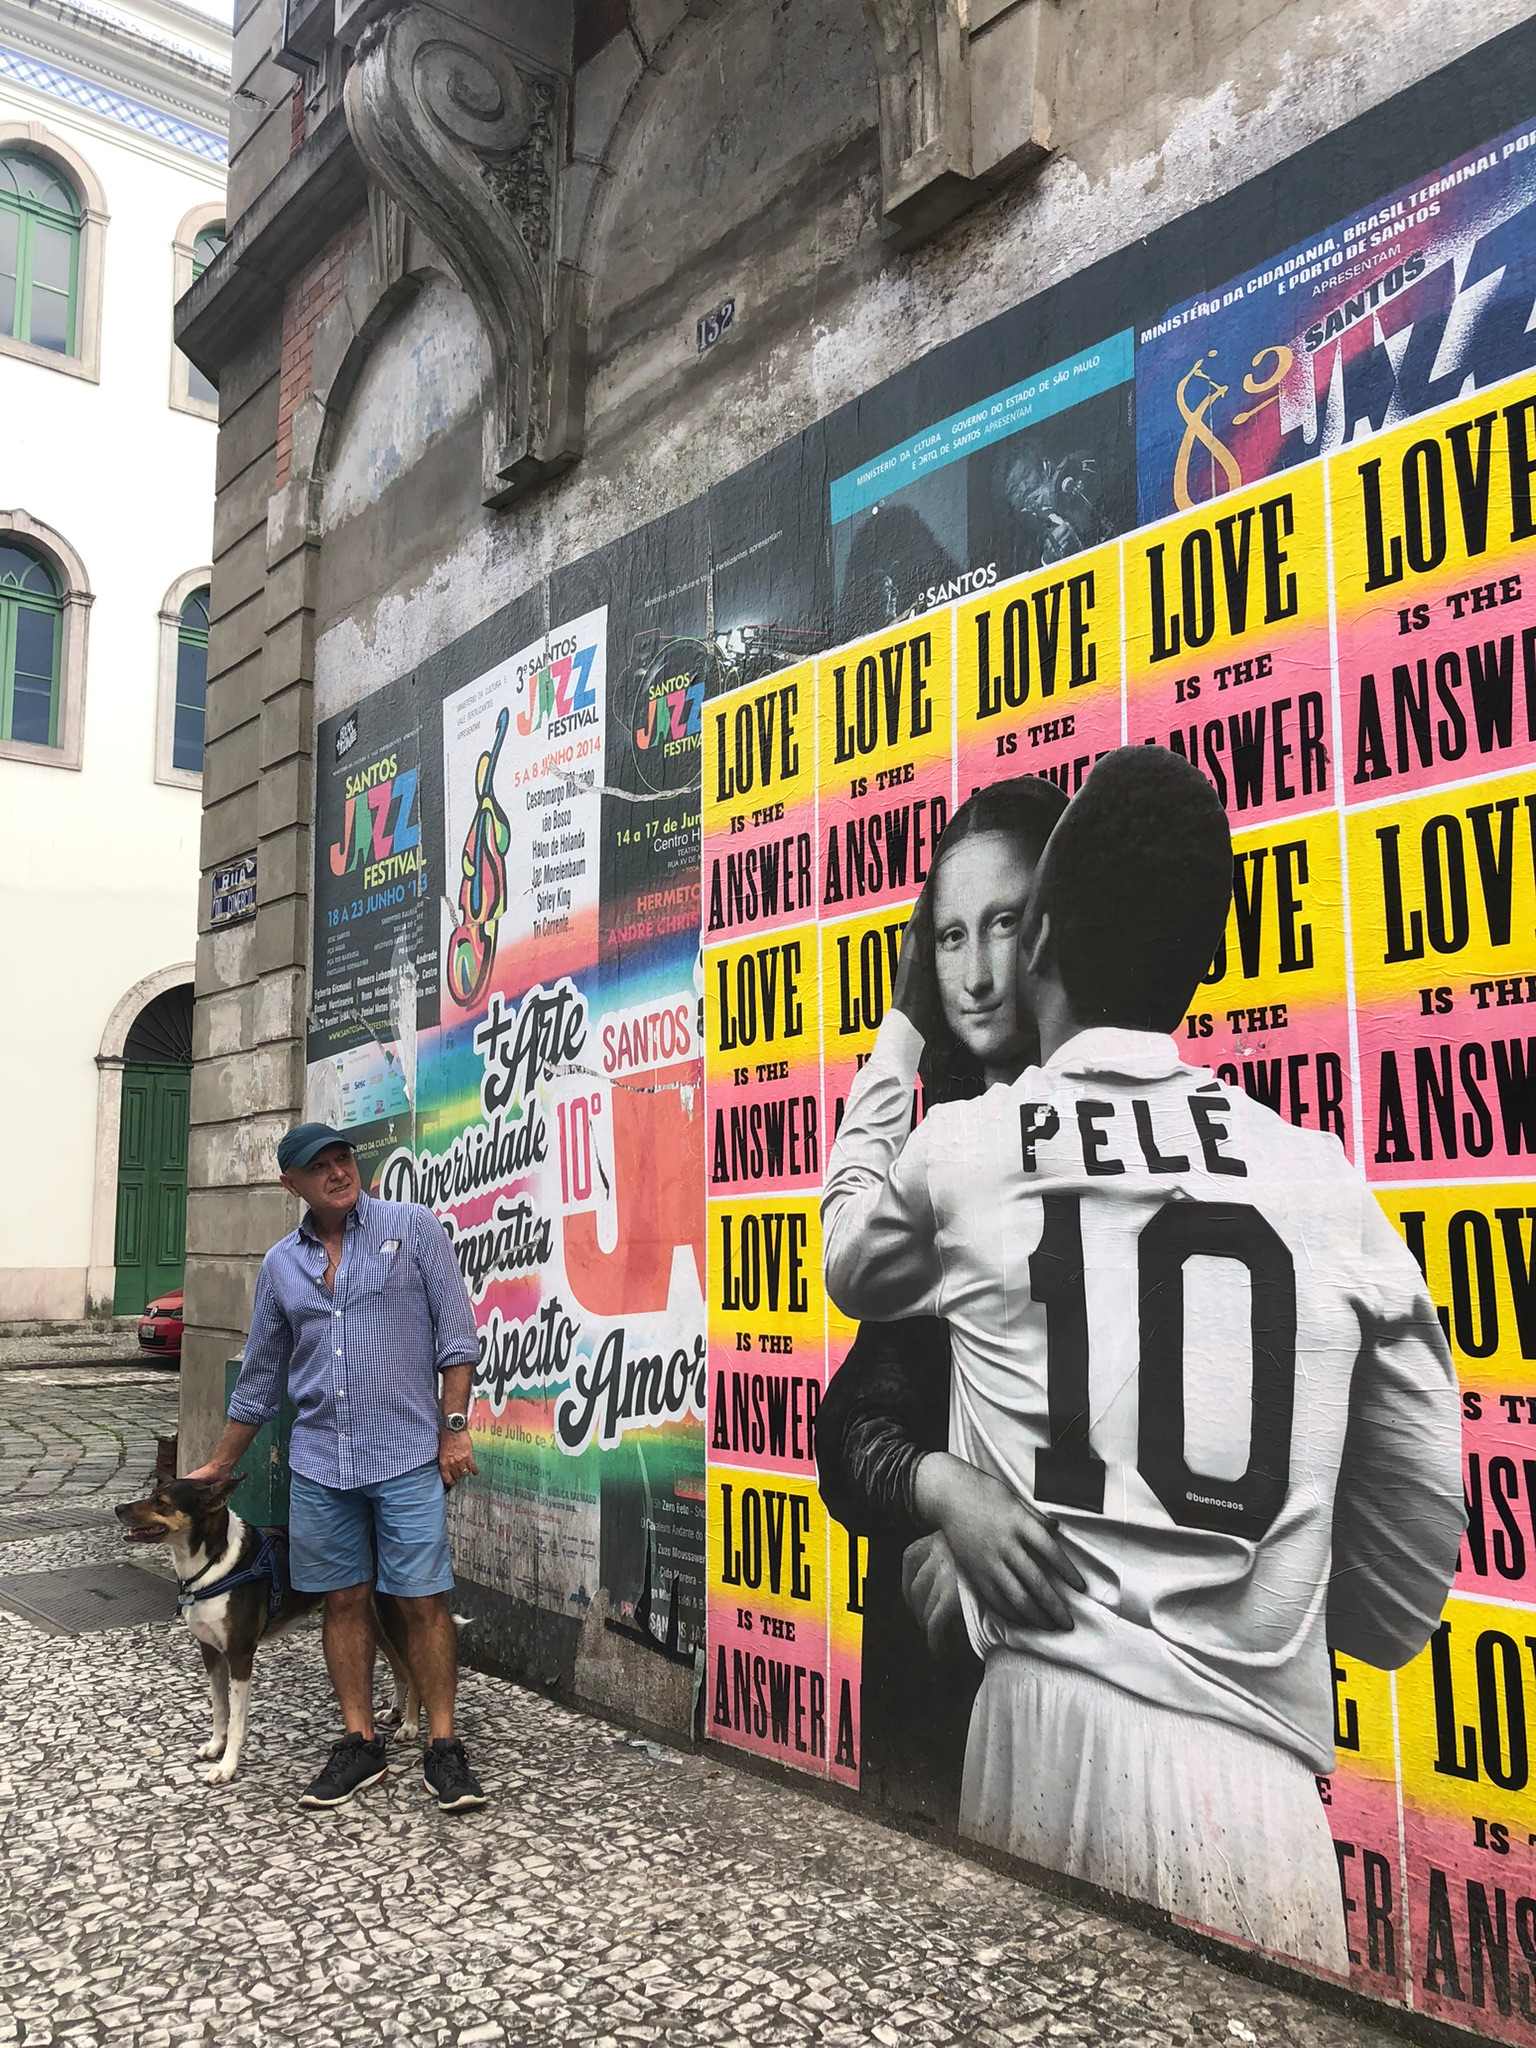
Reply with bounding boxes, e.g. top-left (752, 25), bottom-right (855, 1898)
top-left (1031, 1193), bottom-right (1297, 1542)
